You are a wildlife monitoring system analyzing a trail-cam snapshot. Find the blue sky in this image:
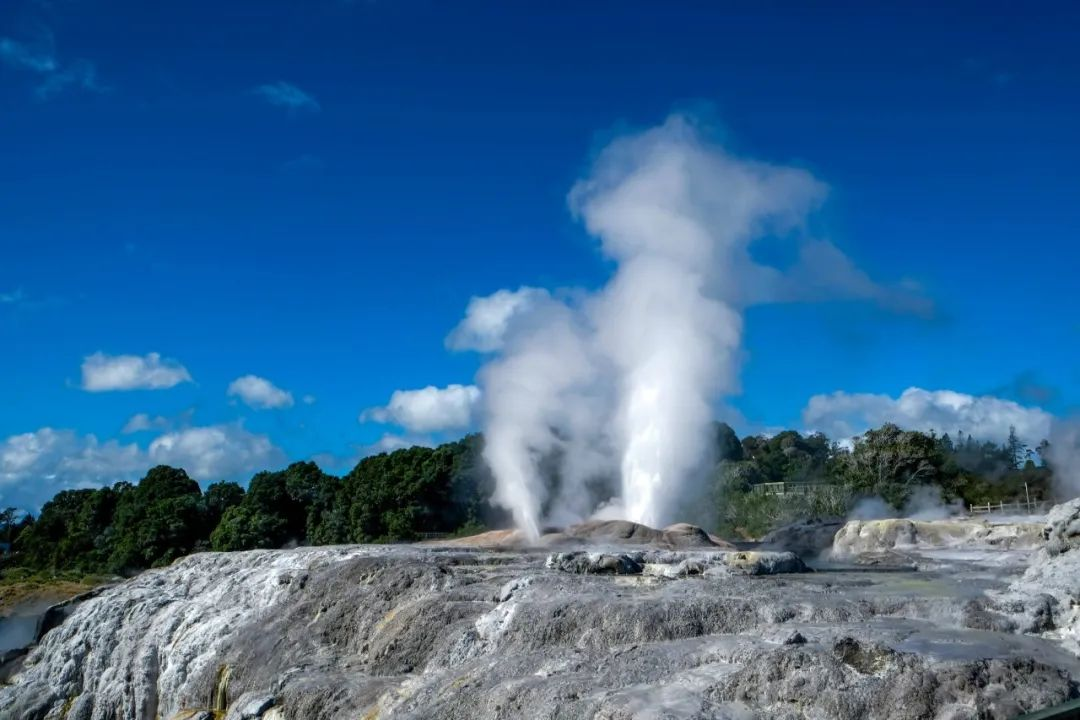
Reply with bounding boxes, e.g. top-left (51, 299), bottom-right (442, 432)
top-left (2, 0), bottom-right (1079, 507)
